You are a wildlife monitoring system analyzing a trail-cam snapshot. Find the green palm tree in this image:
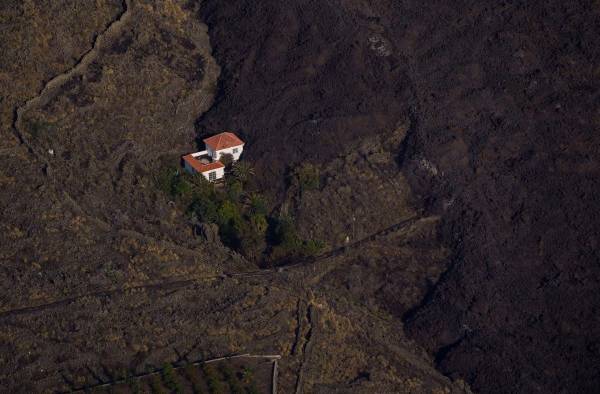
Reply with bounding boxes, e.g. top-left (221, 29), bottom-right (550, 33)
top-left (232, 161), bottom-right (254, 184)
